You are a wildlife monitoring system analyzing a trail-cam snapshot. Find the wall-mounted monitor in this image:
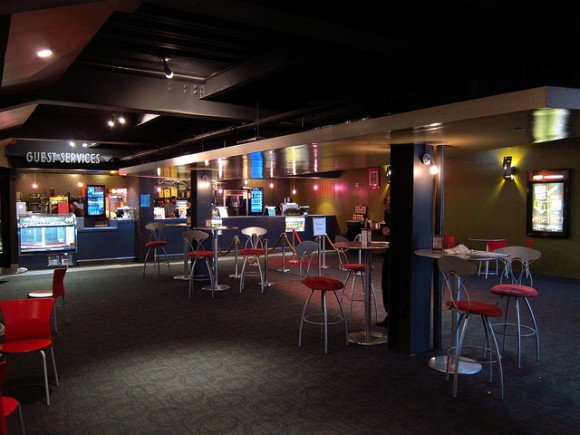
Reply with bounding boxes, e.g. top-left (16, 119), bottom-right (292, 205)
top-left (527, 169), bottom-right (571, 238)
top-left (86, 185), bottom-right (106, 218)
top-left (249, 188), bottom-right (263, 215)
